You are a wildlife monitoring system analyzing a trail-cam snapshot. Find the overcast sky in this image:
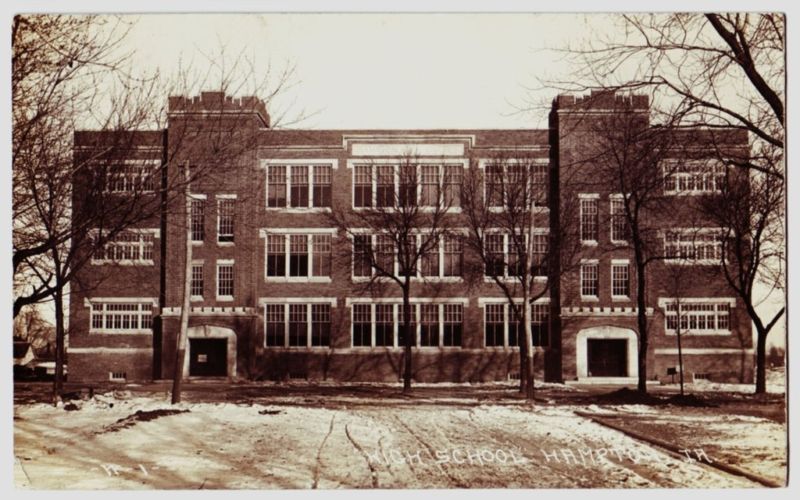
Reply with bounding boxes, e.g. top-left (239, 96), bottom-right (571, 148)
top-left (116, 13), bottom-right (604, 129)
